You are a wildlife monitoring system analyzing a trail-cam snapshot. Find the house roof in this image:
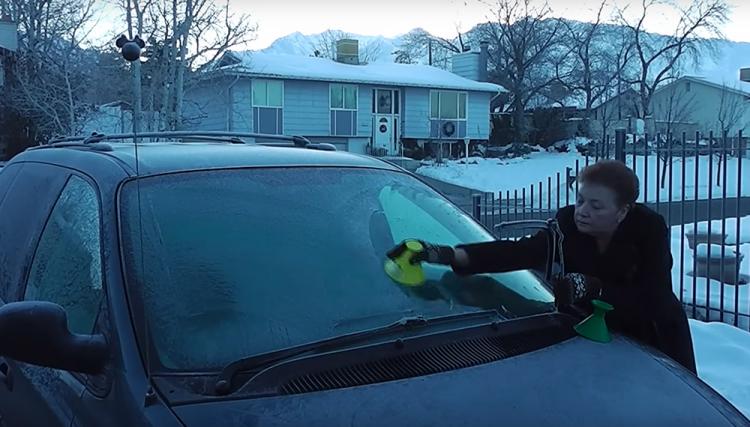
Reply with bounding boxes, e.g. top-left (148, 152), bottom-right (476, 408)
top-left (653, 76), bottom-right (750, 98)
top-left (213, 51), bottom-right (506, 93)
top-left (0, 21), bottom-right (18, 52)
top-left (591, 88), bottom-right (639, 110)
